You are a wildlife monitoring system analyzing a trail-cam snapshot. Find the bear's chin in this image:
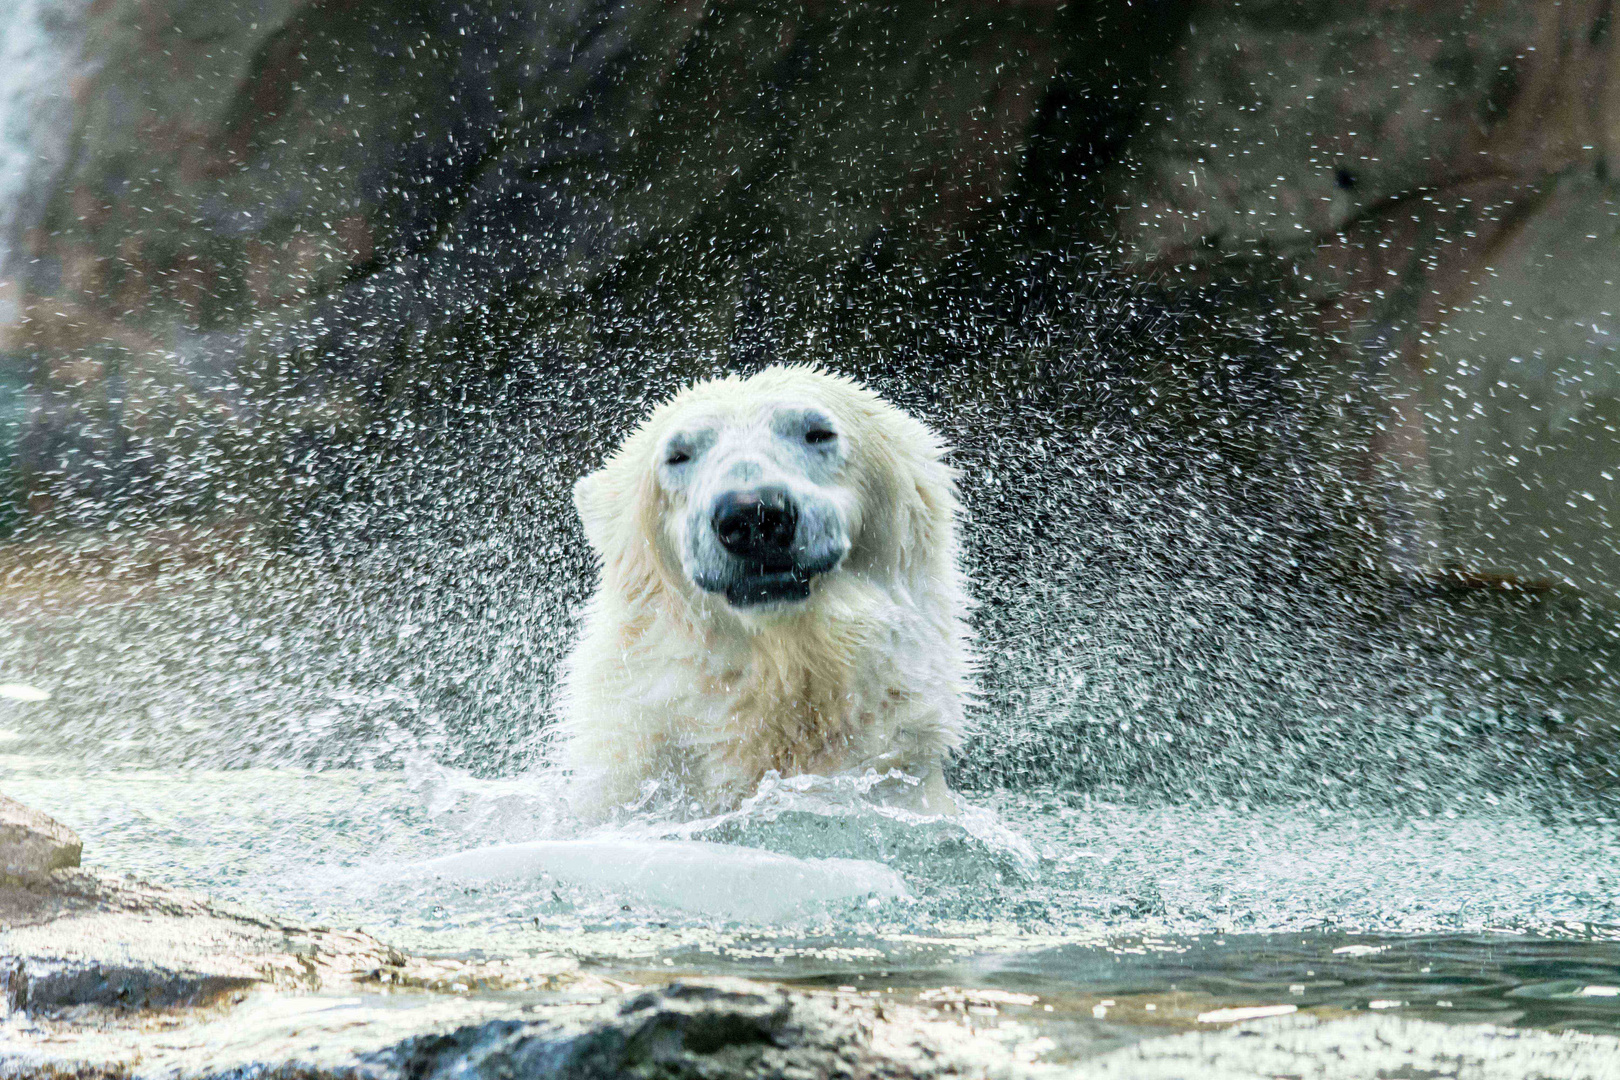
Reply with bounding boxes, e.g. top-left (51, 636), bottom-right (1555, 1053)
top-left (723, 571), bottom-right (814, 607)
